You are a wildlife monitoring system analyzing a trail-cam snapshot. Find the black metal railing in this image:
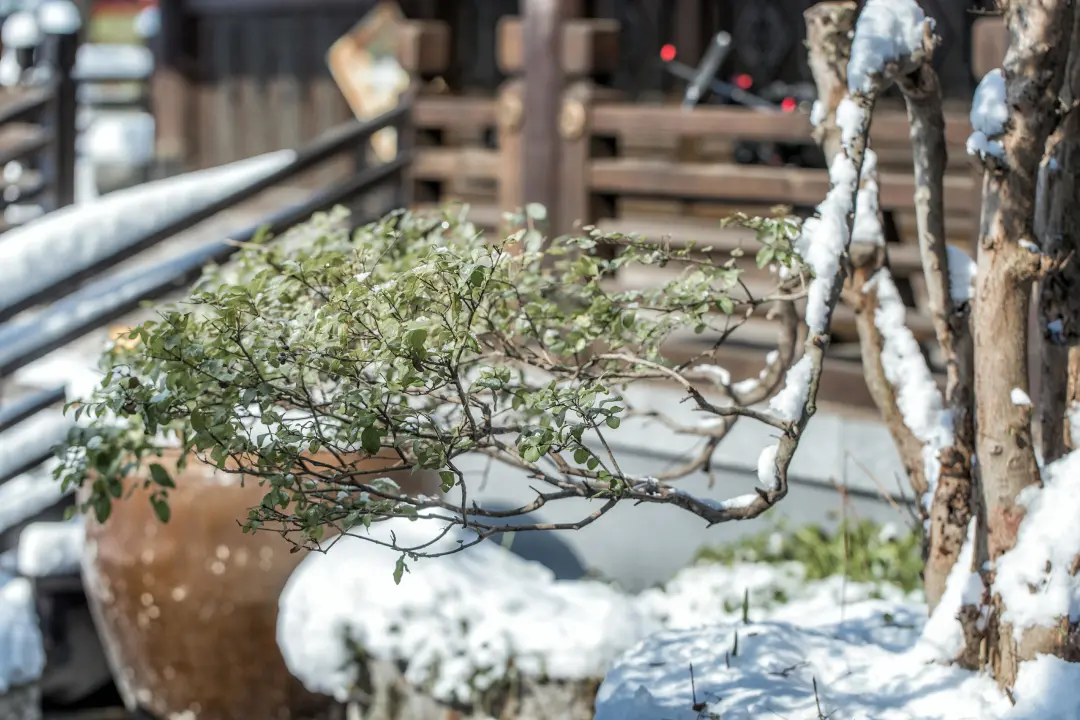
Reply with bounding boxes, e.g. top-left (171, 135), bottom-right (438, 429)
top-left (0, 96), bottom-right (413, 491)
